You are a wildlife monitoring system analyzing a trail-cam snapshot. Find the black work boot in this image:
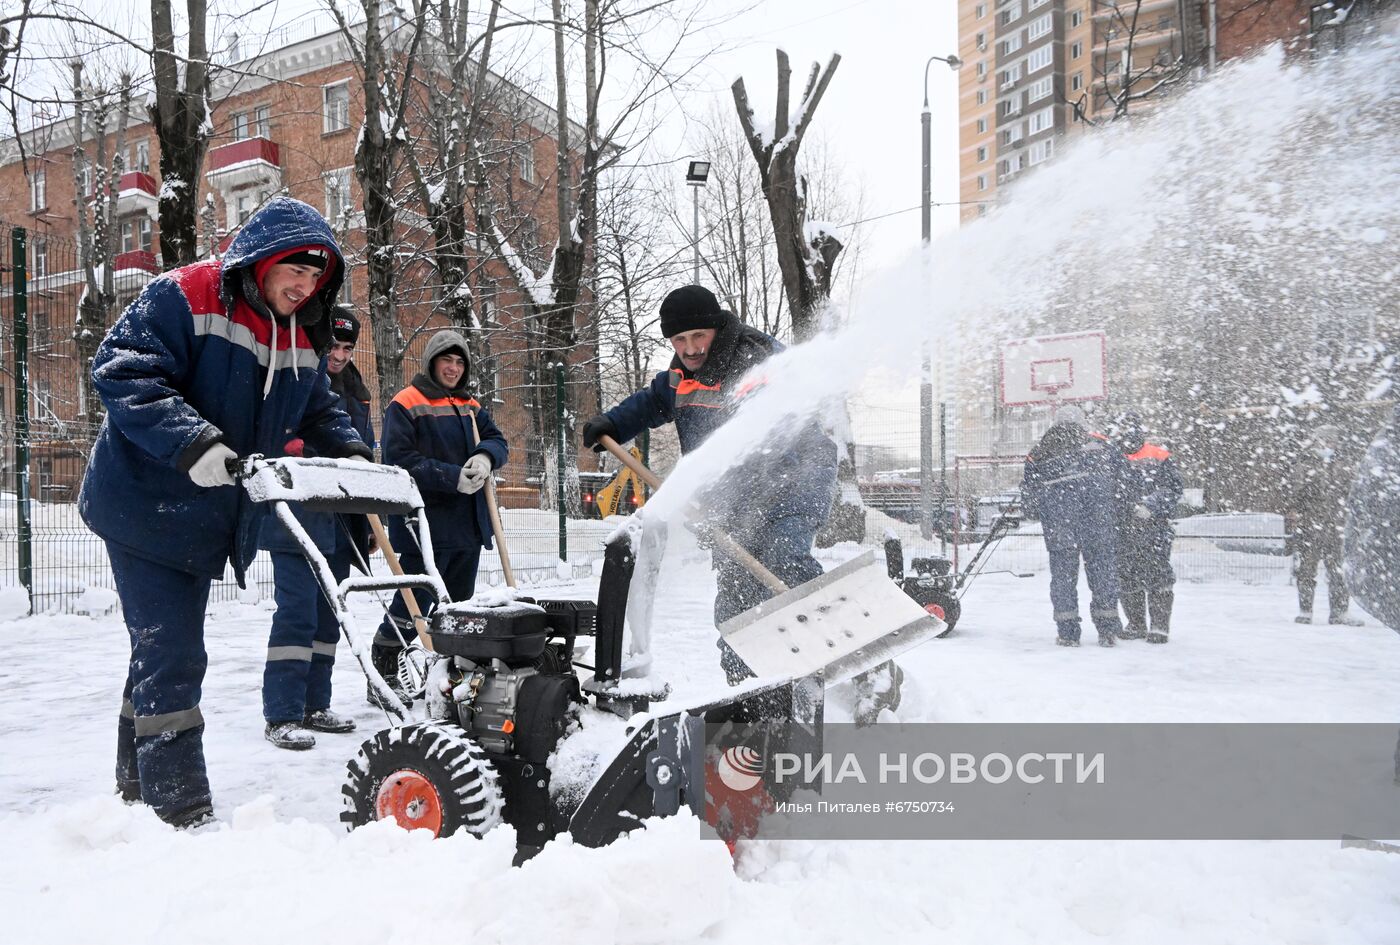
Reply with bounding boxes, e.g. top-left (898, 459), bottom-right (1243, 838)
top-left (367, 643), bottom-right (409, 707)
top-left (303, 708), bottom-right (356, 733)
top-left (1147, 588), bottom-right (1174, 644)
top-left (1119, 591), bottom-right (1148, 640)
top-left (265, 721), bottom-right (315, 750)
